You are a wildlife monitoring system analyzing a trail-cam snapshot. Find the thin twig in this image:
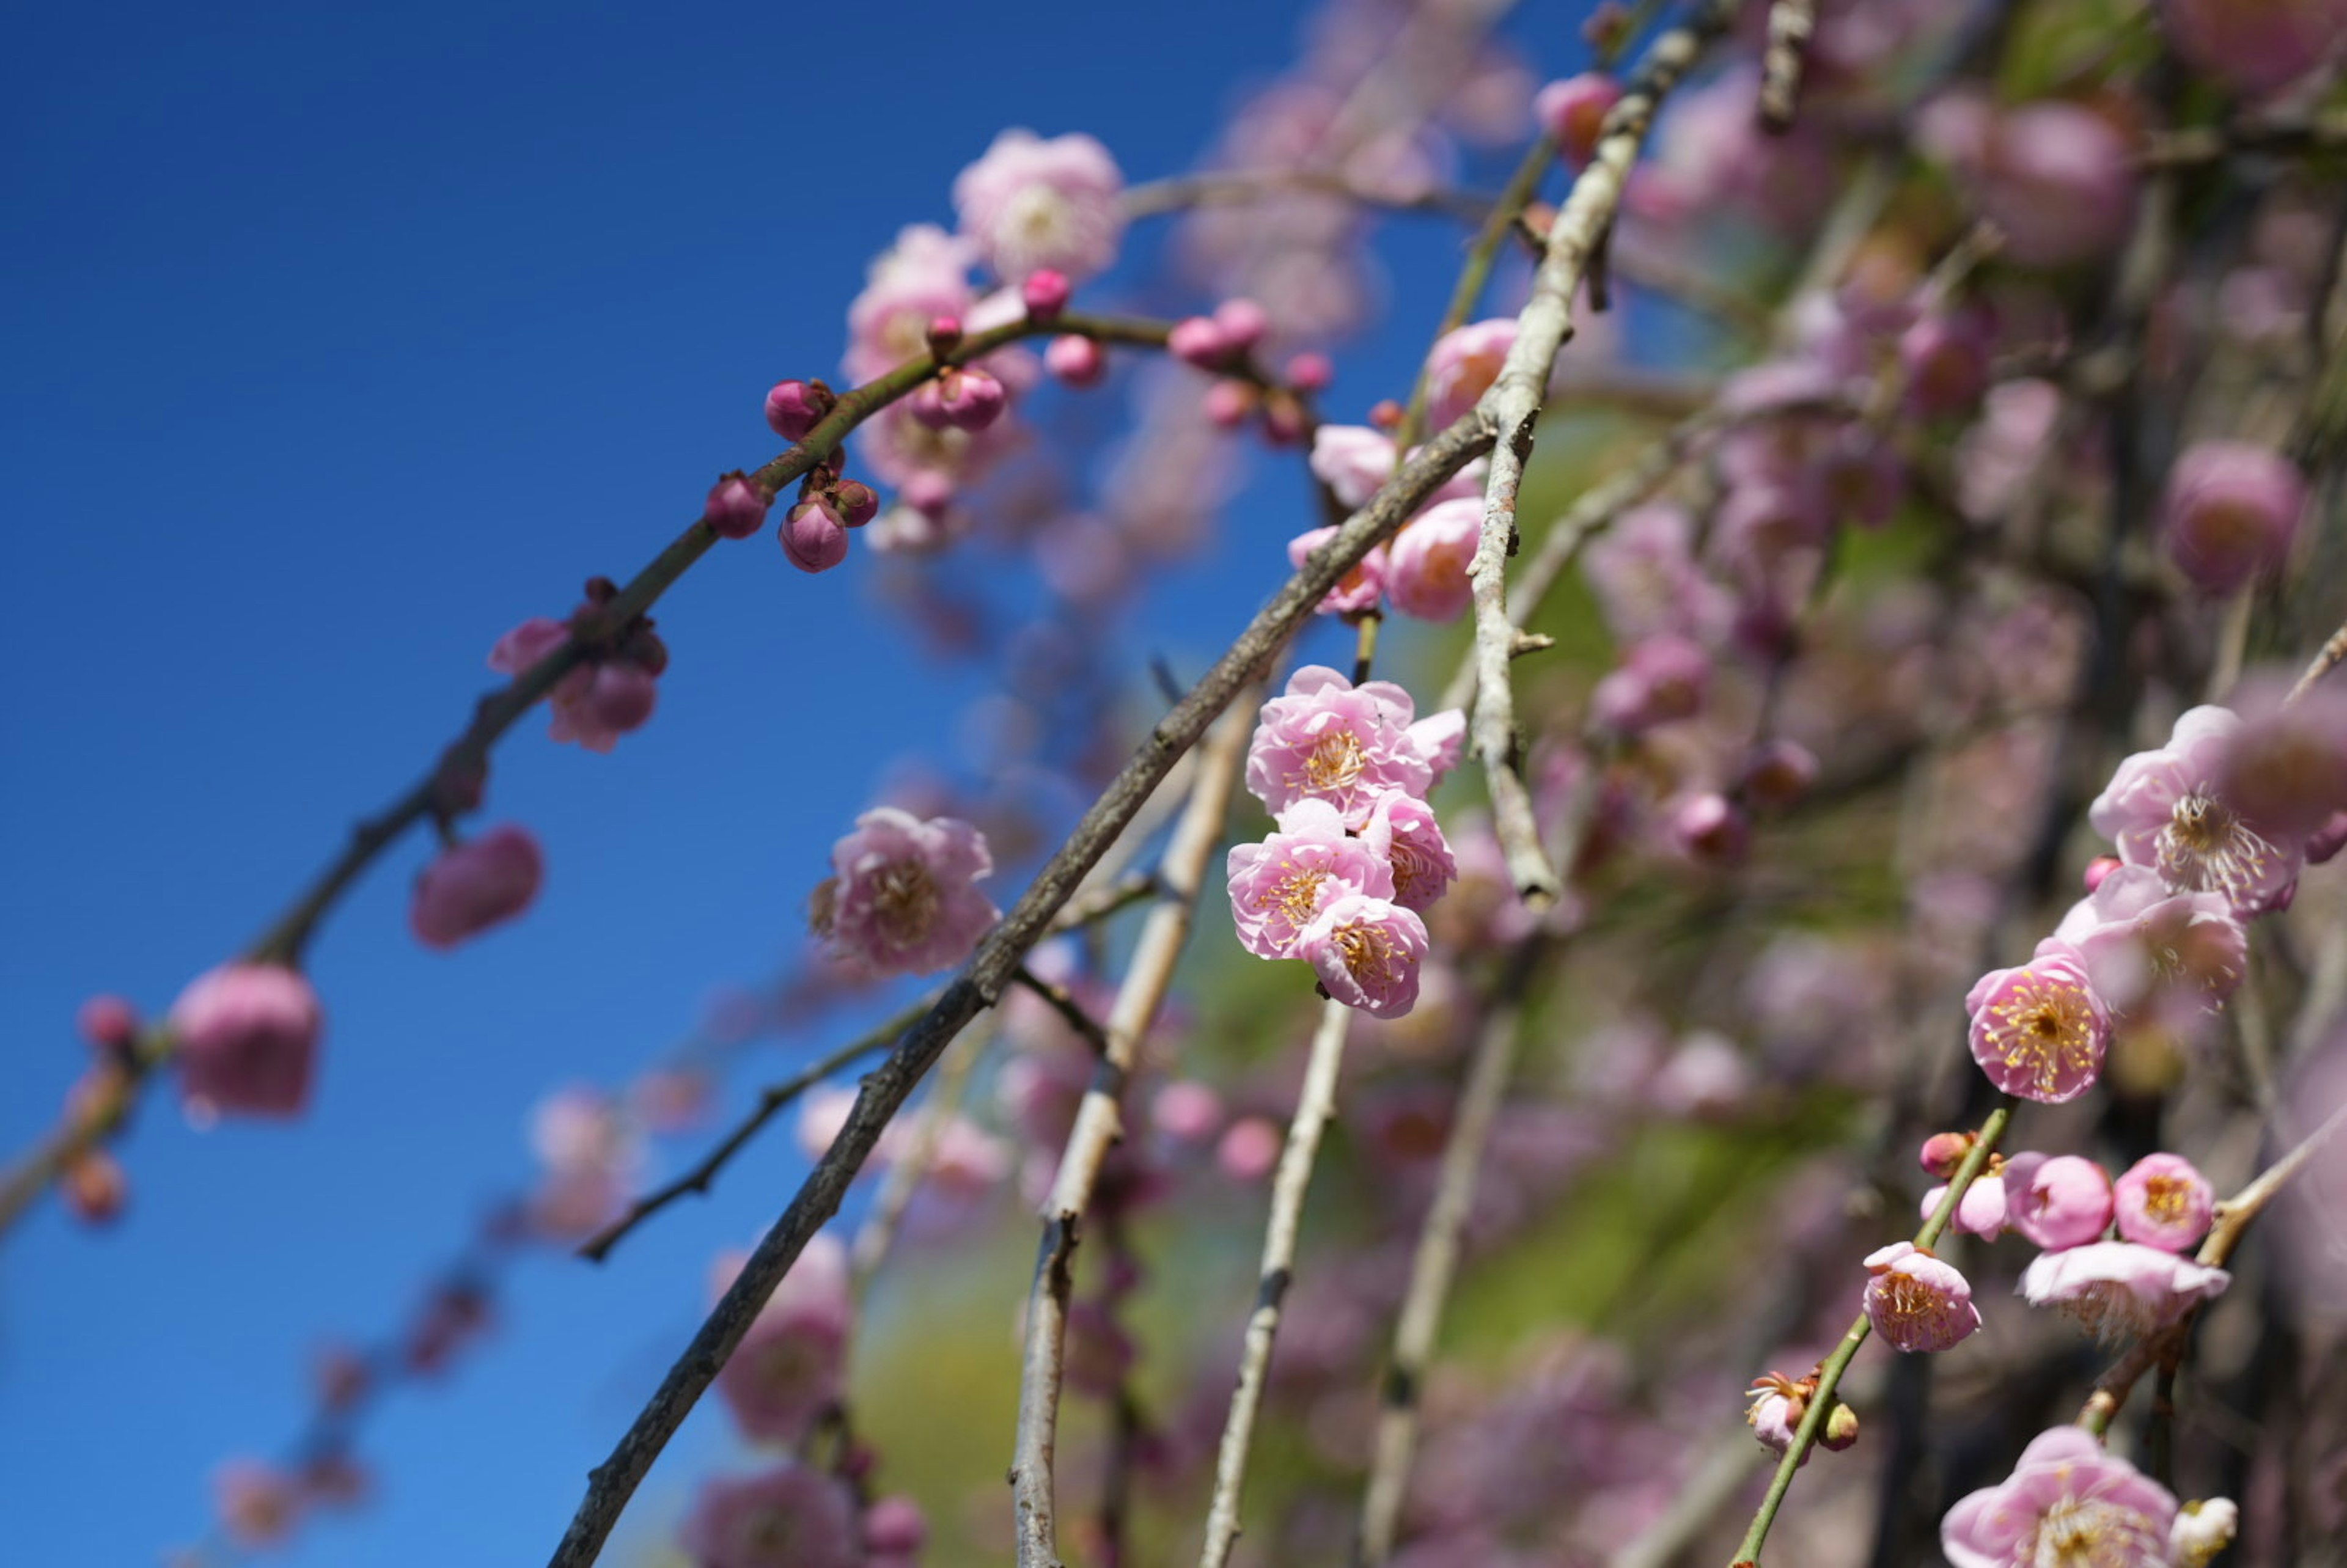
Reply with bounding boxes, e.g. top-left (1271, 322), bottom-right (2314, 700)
top-left (1122, 169), bottom-right (1494, 224)
top-left (1466, 0), bottom-right (1743, 911)
top-left (2287, 615), bottom-right (2347, 704)
top-left (1197, 998), bottom-right (1354, 1568)
top-left (547, 412), bottom-right (1496, 1568)
top-left (2139, 111), bottom-right (2347, 170)
top-left (848, 1016), bottom-right (995, 1303)
top-left (1013, 968), bottom-right (1116, 1058)
top-left (1757, 0), bottom-right (1816, 133)
top-left (1012, 697), bottom-right (1261, 1568)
